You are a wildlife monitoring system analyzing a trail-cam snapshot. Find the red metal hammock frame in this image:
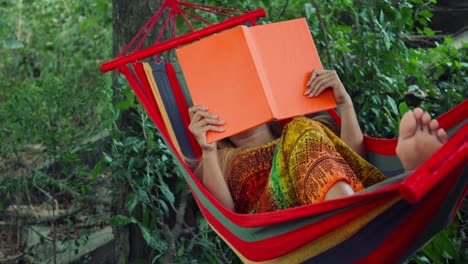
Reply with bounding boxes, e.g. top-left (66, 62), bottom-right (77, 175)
top-left (101, 0), bottom-right (266, 73)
